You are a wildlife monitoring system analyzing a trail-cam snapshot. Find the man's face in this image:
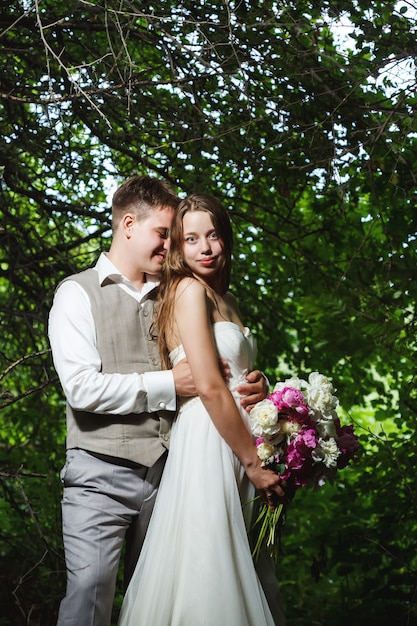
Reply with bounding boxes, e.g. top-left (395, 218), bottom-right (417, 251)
top-left (130, 206), bottom-right (175, 276)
